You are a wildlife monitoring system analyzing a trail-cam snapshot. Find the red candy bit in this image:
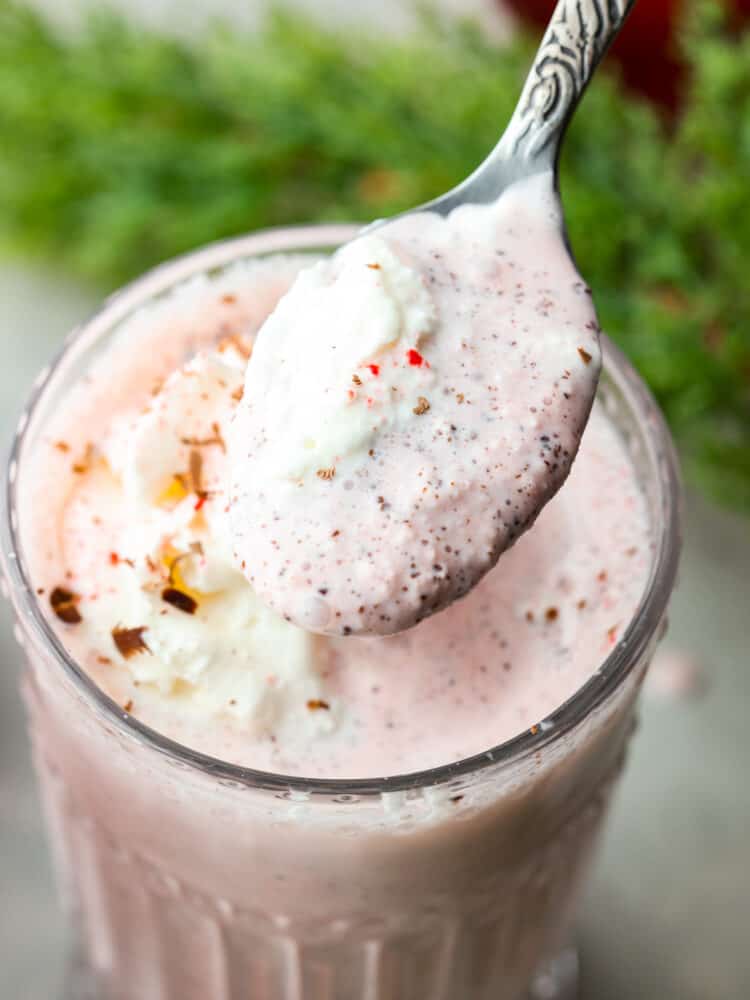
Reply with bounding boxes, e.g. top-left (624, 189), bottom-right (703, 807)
top-left (109, 552), bottom-right (120, 565)
top-left (194, 495), bottom-right (207, 511)
top-left (368, 363), bottom-right (380, 376)
top-left (407, 349), bottom-right (424, 367)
